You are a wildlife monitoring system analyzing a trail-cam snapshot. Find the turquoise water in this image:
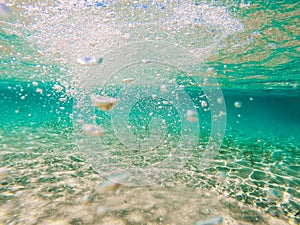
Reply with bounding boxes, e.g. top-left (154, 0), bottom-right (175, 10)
top-left (0, 1), bottom-right (300, 224)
